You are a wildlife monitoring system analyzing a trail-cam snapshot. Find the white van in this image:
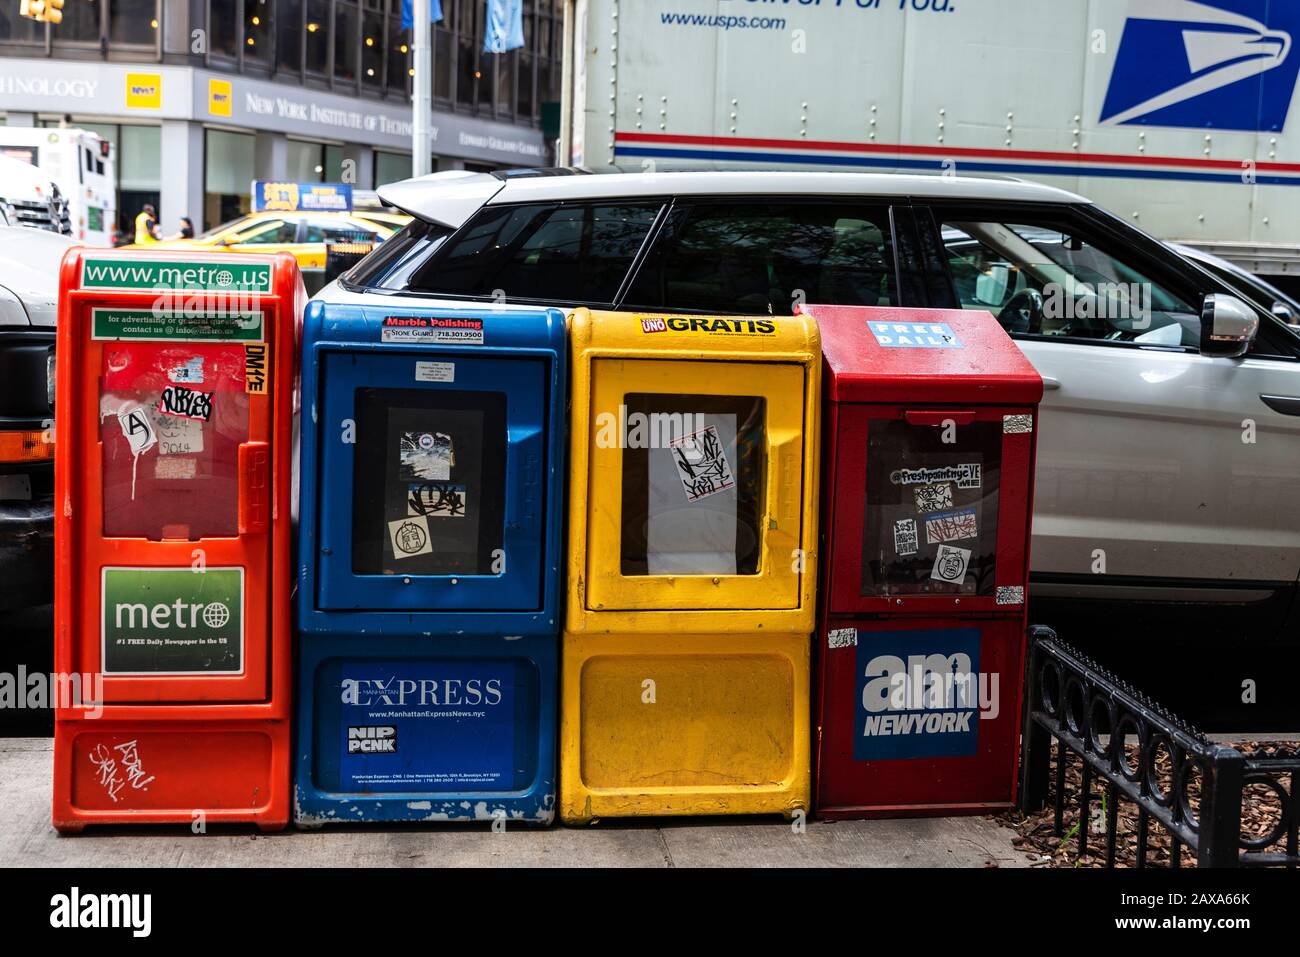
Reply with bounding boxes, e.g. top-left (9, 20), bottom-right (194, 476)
top-left (0, 154), bottom-right (69, 237)
top-left (0, 128), bottom-right (114, 245)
